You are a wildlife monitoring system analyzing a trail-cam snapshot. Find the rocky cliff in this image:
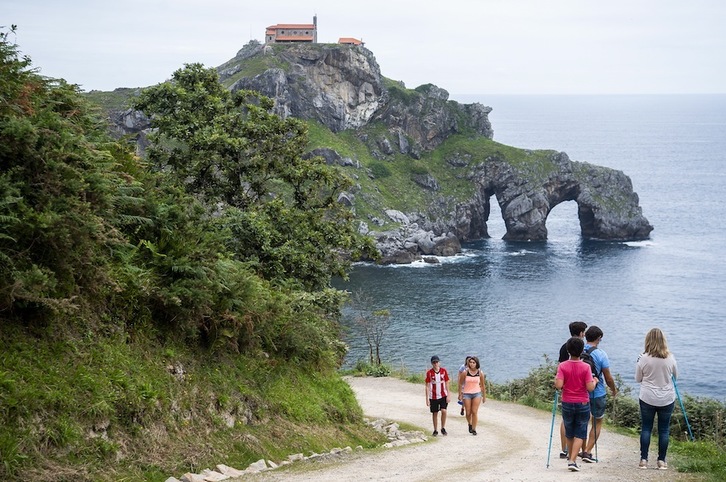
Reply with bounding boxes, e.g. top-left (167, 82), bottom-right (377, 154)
top-left (105, 41), bottom-right (652, 264)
